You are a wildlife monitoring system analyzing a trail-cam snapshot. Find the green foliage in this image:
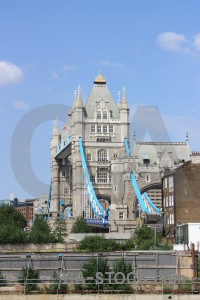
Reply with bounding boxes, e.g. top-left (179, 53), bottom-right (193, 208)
top-left (18, 266), bottom-right (39, 294)
top-left (75, 257), bottom-right (133, 292)
top-left (0, 271), bottom-right (7, 287)
top-left (0, 205), bottom-right (27, 244)
top-left (78, 234), bottom-right (135, 252)
top-left (135, 225), bottom-right (161, 250)
top-left (111, 258), bottom-right (133, 291)
top-left (75, 256), bottom-right (110, 291)
top-left (53, 218), bottom-right (67, 242)
top-left (29, 215), bottom-right (56, 243)
top-left (71, 217), bottom-right (91, 233)
top-left (46, 271), bottom-right (68, 294)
